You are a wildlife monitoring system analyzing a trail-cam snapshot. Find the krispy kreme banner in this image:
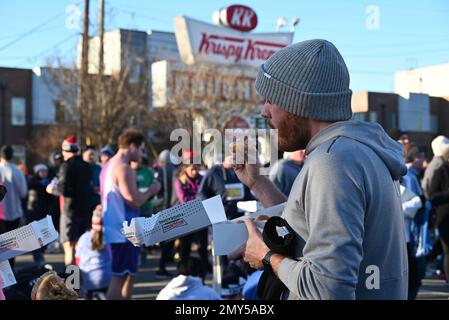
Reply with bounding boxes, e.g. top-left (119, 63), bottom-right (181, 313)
top-left (174, 16), bottom-right (294, 68)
